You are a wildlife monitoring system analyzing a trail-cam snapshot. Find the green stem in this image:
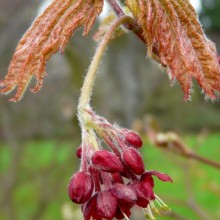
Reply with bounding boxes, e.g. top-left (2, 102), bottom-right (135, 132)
top-left (78, 15), bottom-right (133, 110)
